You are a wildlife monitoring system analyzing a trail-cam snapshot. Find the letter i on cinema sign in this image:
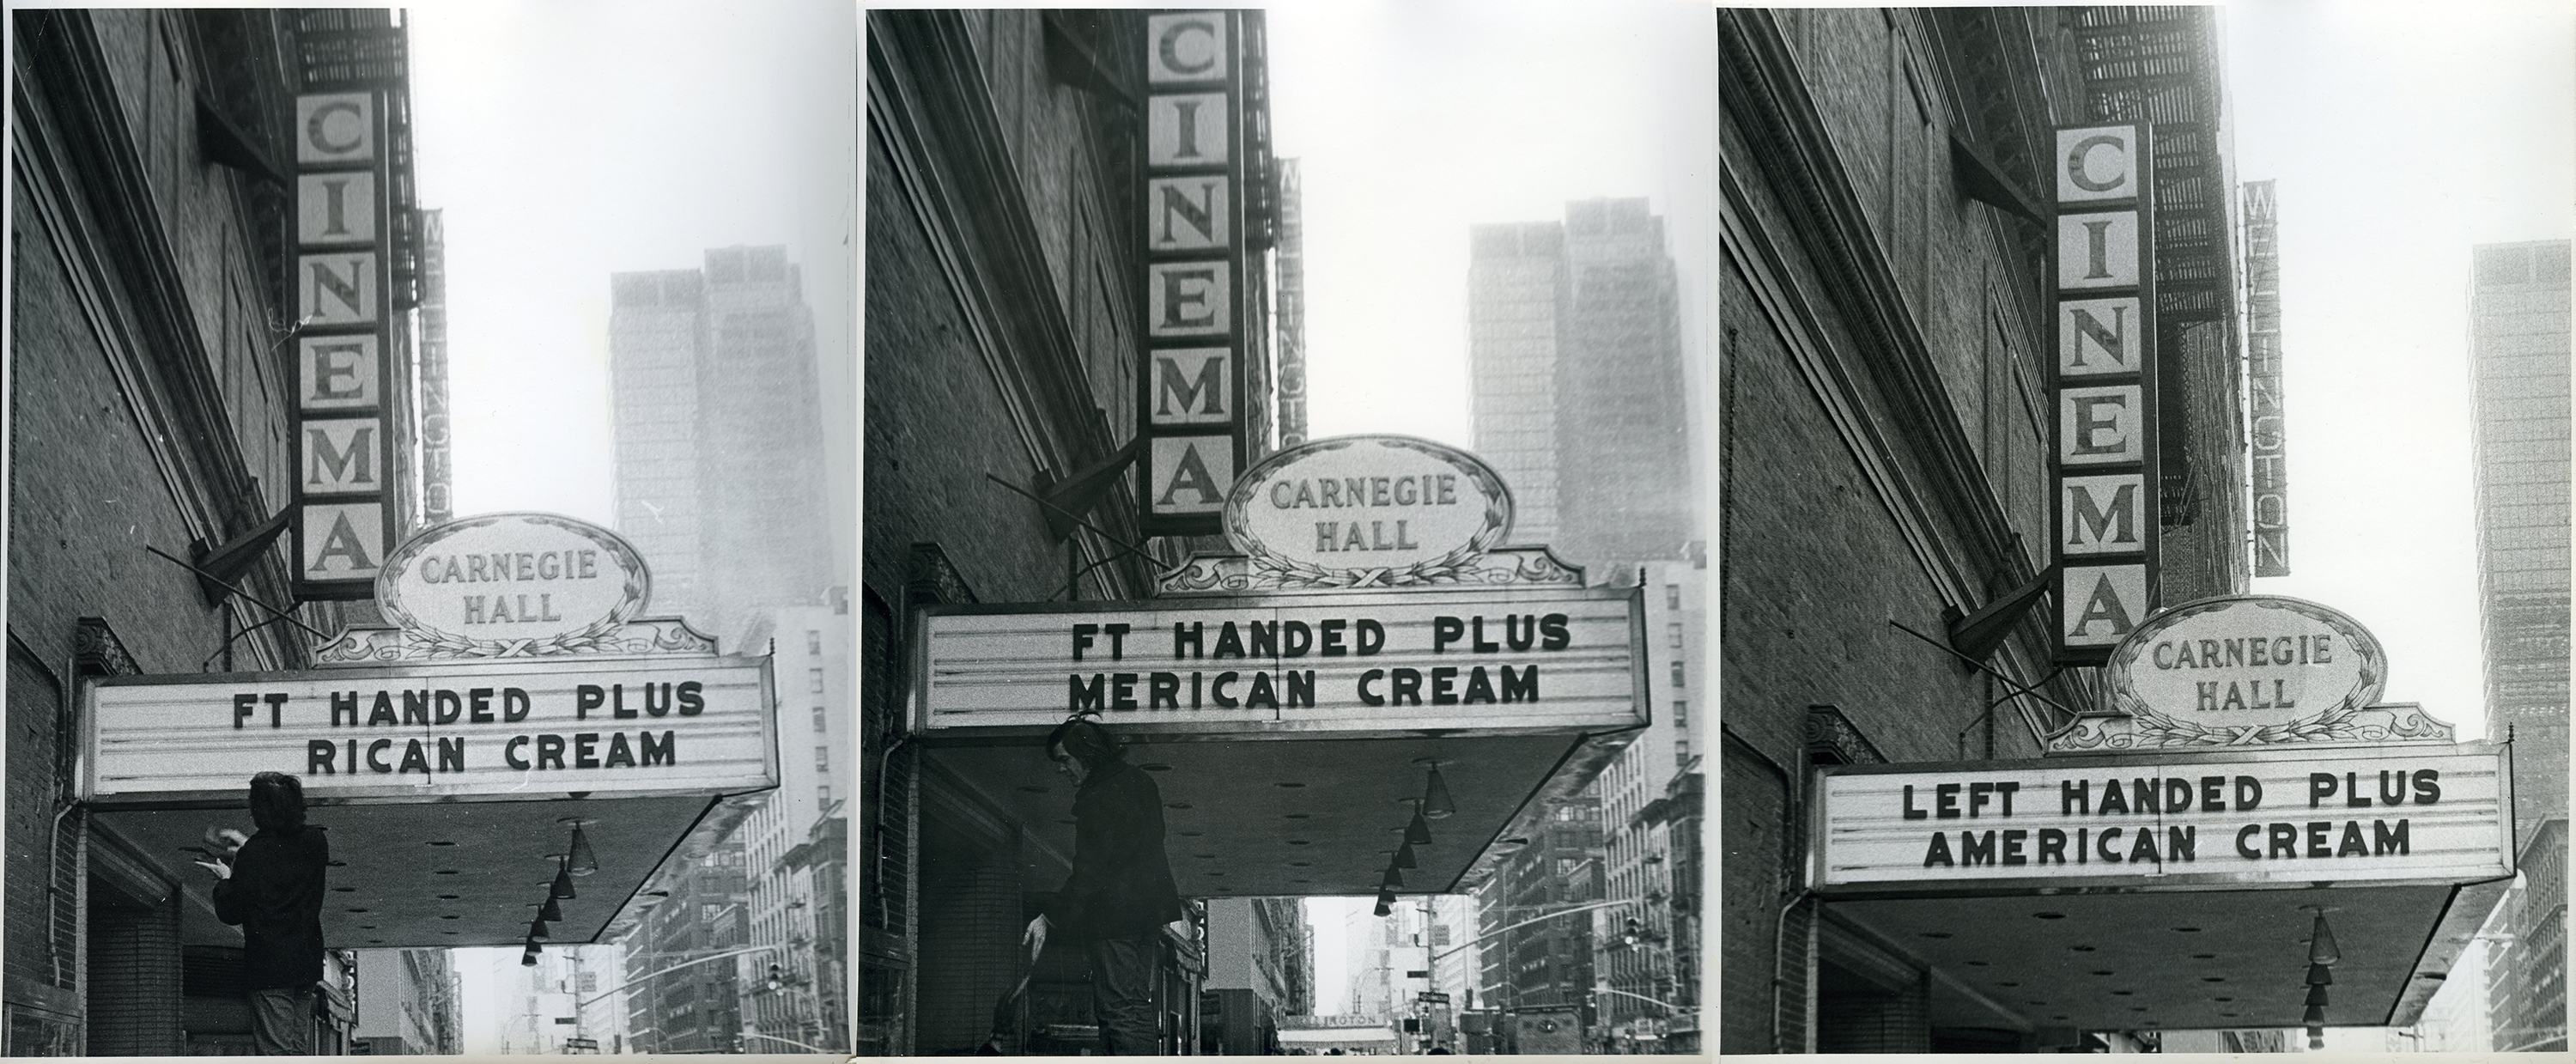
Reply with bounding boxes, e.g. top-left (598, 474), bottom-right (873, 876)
top-left (1138, 10), bottom-right (1251, 537)
top-left (2052, 124), bottom-right (2159, 663)
top-left (293, 89), bottom-right (398, 599)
